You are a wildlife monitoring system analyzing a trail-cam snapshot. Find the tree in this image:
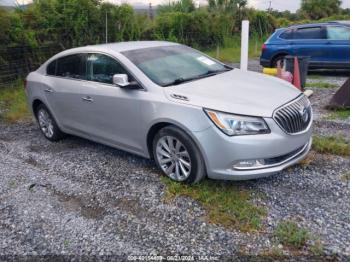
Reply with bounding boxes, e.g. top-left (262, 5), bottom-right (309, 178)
top-left (158, 0), bottom-right (195, 14)
top-left (208, 0), bottom-right (247, 13)
top-left (300, 0), bottom-right (342, 20)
